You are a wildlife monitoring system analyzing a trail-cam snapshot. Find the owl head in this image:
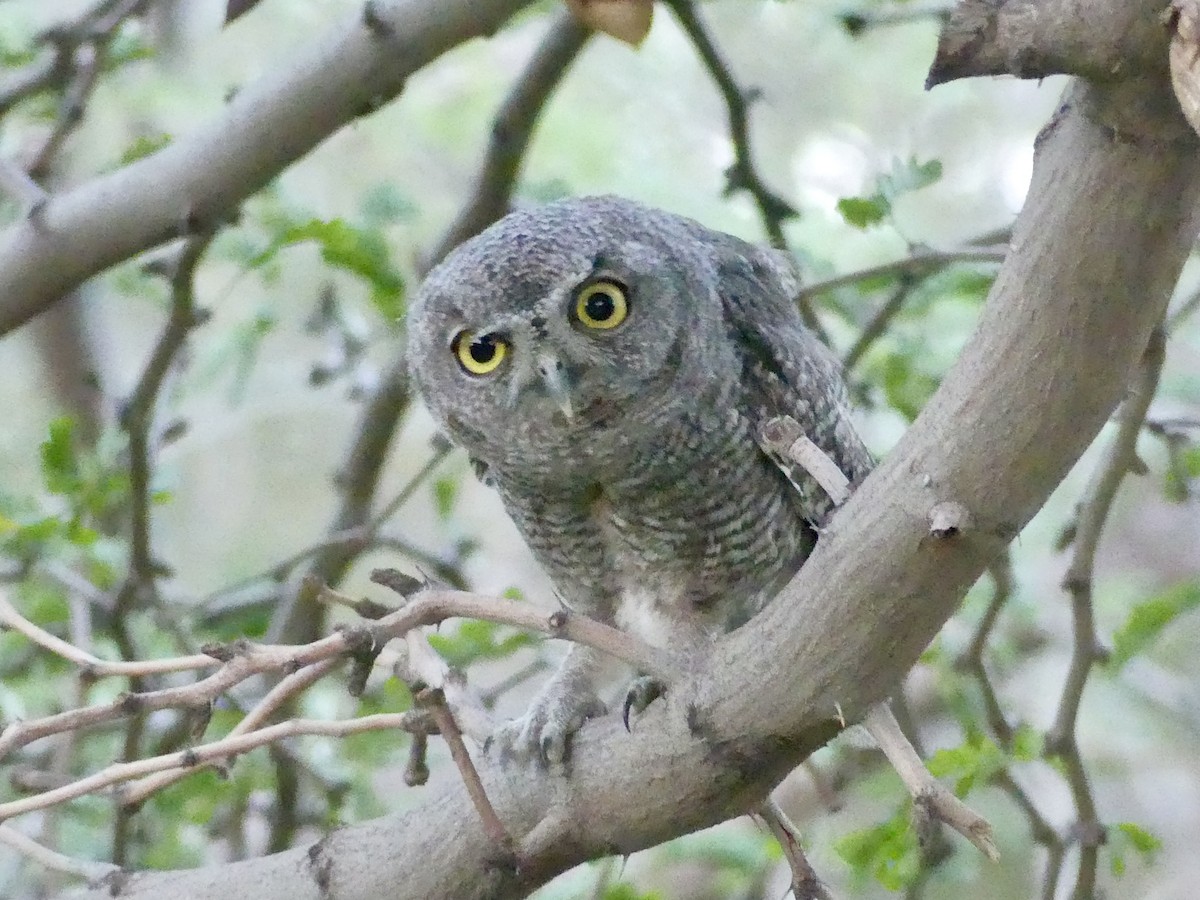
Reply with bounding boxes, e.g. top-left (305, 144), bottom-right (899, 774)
top-left (406, 196), bottom-right (775, 477)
